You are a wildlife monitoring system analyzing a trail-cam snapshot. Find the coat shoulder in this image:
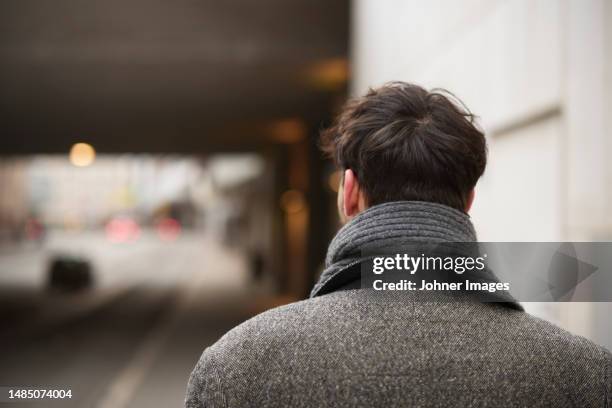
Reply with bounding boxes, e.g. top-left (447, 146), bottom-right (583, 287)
top-left (185, 296), bottom-right (332, 407)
